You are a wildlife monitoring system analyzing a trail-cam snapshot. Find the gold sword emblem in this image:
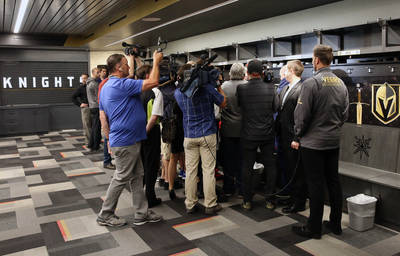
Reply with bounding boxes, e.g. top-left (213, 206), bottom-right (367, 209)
top-left (350, 83), bottom-right (369, 125)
